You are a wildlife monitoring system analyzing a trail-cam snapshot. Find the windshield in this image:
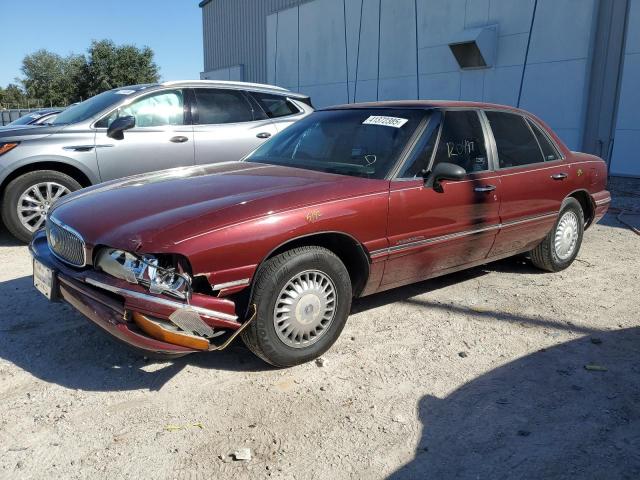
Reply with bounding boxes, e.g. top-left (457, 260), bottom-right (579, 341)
top-left (51, 90), bottom-right (134, 125)
top-left (246, 109), bottom-right (426, 179)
